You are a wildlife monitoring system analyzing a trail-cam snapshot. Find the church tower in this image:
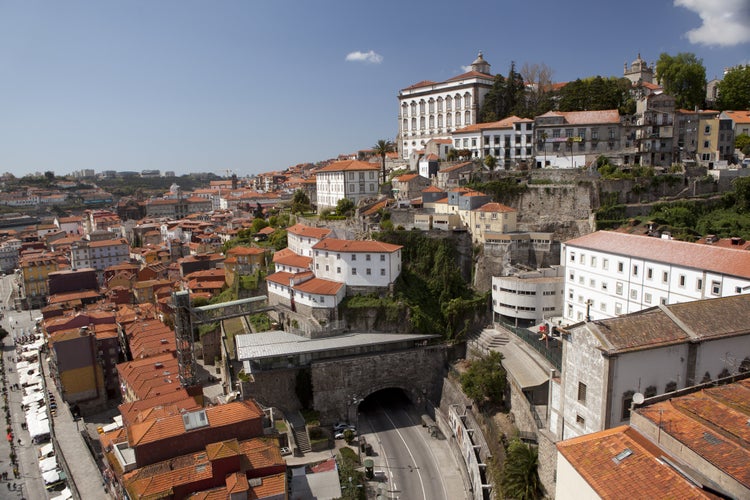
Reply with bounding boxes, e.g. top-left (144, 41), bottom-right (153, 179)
top-left (624, 53), bottom-right (654, 84)
top-left (470, 51), bottom-right (491, 75)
